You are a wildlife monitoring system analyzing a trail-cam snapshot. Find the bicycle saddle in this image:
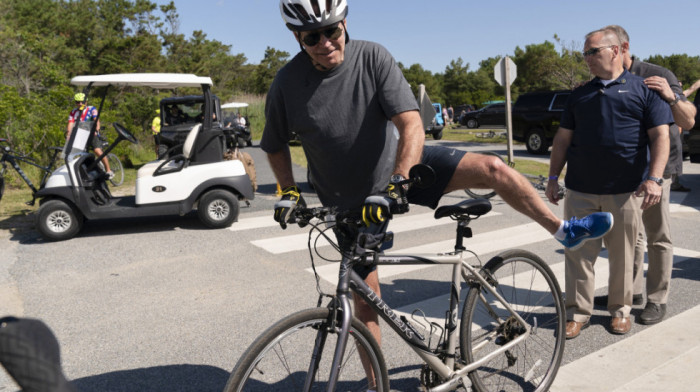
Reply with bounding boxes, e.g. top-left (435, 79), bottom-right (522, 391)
top-left (434, 199), bottom-right (492, 220)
